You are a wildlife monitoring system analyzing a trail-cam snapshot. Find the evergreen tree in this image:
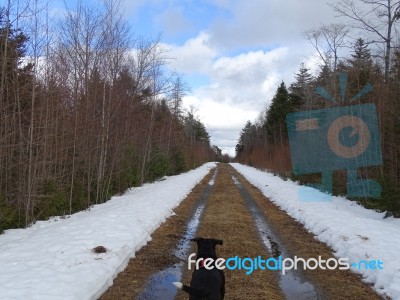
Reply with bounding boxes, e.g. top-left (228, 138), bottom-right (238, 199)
top-left (390, 50), bottom-right (400, 82)
top-left (193, 120), bottom-right (210, 145)
top-left (264, 82), bottom-right (294, 145)
top-left (235, 121), bottom-right (256, 157)
top-left (0, 10), bottom-right (31, 72)
top-left (183, 113), bottom-right (210, 145)
top-left (235, 143), bottom-right (244, 157)
top-left (289, 63), bottom-right (314, 107)
top-left (213, 145), bottom-right (222, 156)
top-left (350, 38), bottom-right (371, 65)
top-left (348, 38), bottom-right (372, 91)
top-left (0, 9), bottom-right (33, 107)
top-left (0, 9), bottom-right (34, 228)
